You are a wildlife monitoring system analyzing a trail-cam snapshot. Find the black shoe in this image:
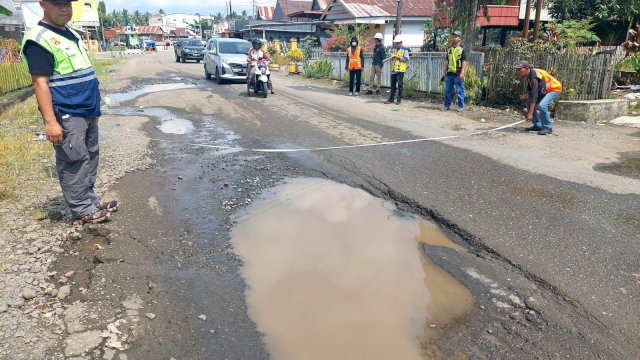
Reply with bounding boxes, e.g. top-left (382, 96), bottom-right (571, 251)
top-left (524, 126), bottom-right (542, 132)
top-left (538, 128), bottom-right (553, 135)
top-left (73, 209), bottom-right (110, 225)
top-left (395, 99), bottom-right (401, 105)
top-left (365, 90), bottom-right (373, 95)
top-left (96, 200), bottom-right (118, 212)
top-left (376, 90), bottom-right (380, 96)
top-left (384, 98), bottom-right (393, 104)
